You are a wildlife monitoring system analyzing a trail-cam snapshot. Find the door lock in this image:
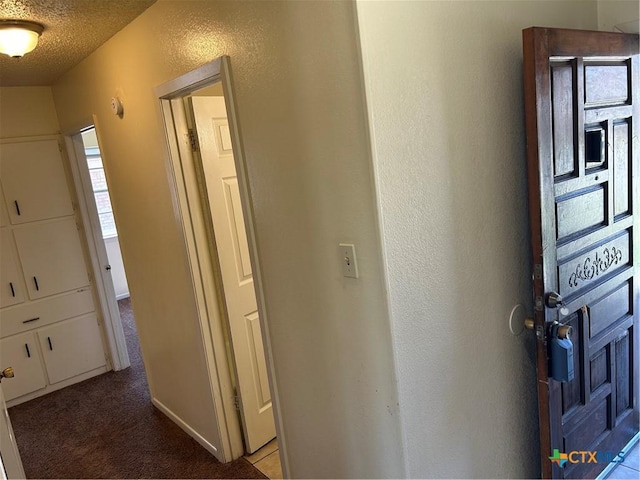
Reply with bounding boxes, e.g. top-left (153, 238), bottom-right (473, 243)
top-left (549, 321), bottom-right (574, 382)
top-left (546, 291), bottom-right (569, 315)
top-left (524, 318), bottom-right (545, 341)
